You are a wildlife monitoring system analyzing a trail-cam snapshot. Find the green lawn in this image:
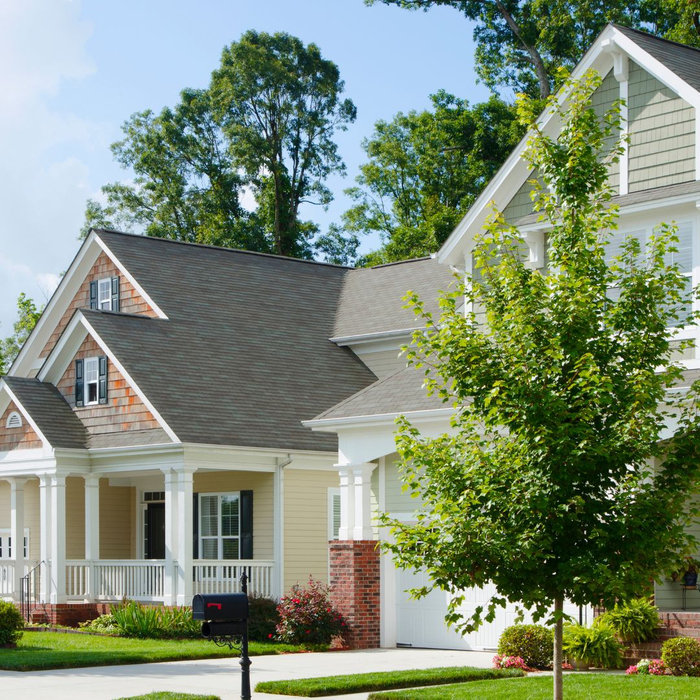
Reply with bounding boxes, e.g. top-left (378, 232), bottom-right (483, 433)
top-left (0, 632), bottom-right (303, 672)
top-left (118, 695), bottom-right (220, 700)
top-left (255, 668), bottom-right (523, 696)
top-left (368, 674), bottom-right (700, 699)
